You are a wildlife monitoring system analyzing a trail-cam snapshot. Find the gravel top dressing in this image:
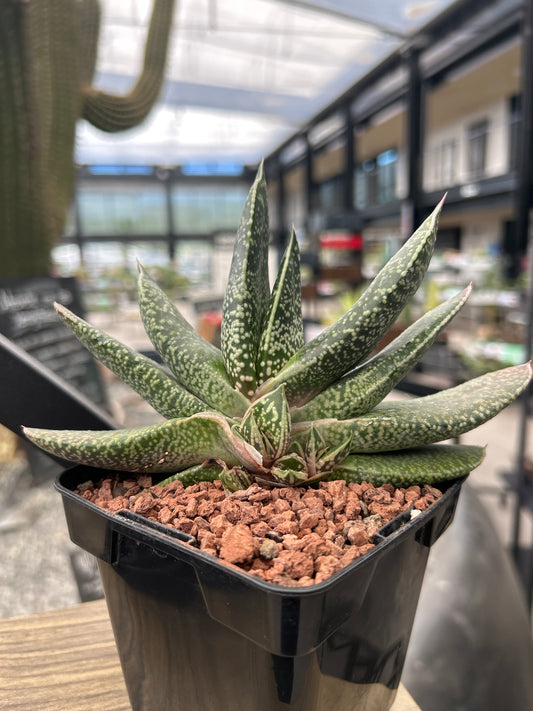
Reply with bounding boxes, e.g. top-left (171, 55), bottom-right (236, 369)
top-left (77, 476), bottom-right (442, 587)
